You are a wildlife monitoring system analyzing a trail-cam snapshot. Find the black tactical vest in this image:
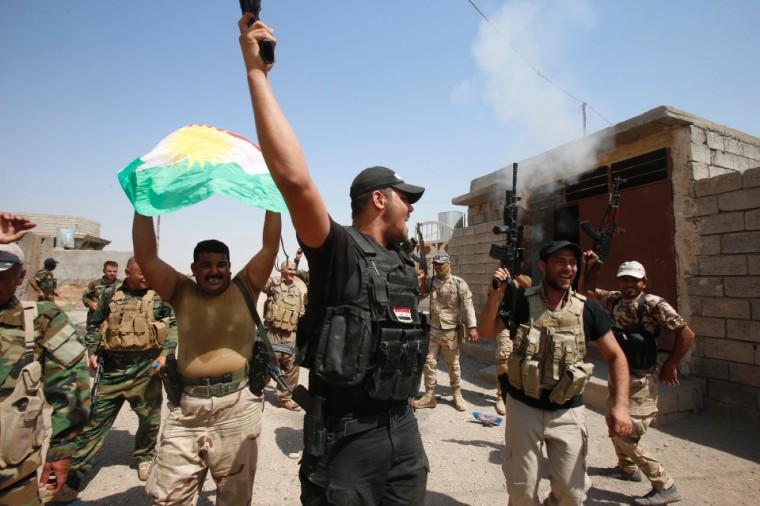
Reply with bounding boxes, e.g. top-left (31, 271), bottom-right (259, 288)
top-left (299, 227), bottom-right (429, 401)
